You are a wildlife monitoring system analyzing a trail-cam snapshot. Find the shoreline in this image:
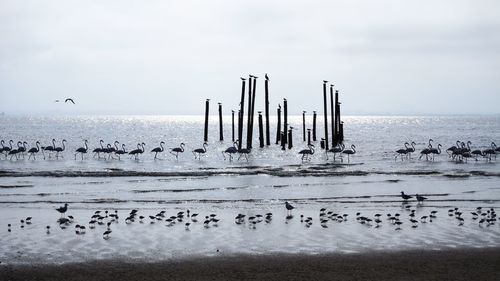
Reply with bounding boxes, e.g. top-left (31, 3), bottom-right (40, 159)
top-left (2, 248), bottom-right (500, 281)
